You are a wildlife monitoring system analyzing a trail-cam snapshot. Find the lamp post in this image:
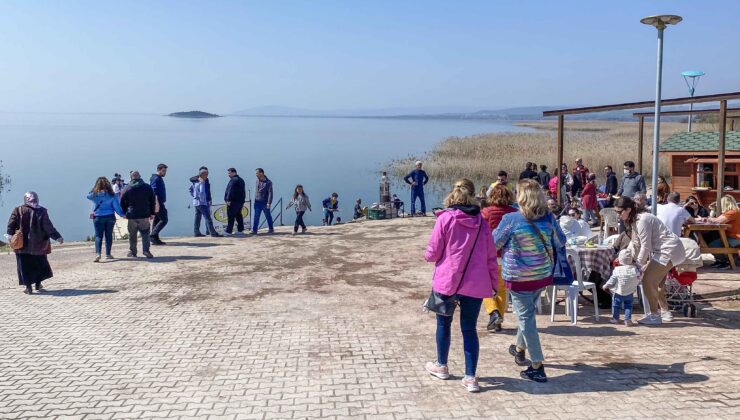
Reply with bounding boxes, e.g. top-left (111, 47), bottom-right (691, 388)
top-left (641, 14), bottom-right (682, 215)
top-left (682, 70), bottom-right (705, 132)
